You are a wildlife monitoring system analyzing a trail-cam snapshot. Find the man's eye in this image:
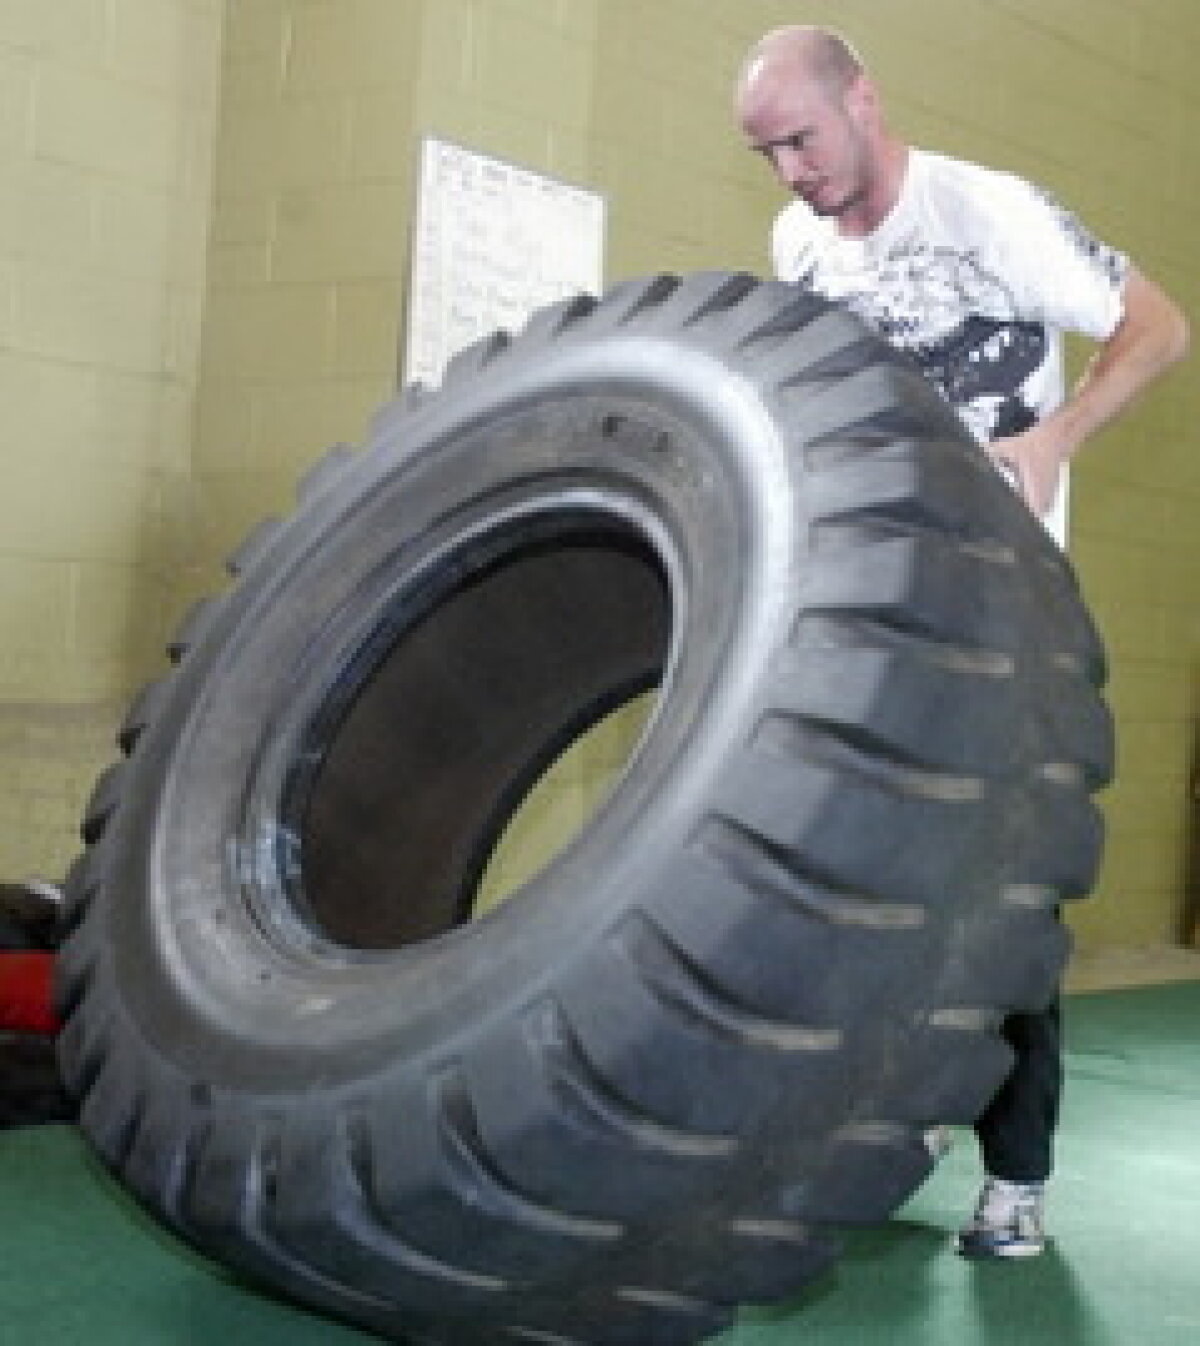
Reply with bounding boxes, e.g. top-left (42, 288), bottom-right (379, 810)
top-left (751, 130), bottom-right (810, 158)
